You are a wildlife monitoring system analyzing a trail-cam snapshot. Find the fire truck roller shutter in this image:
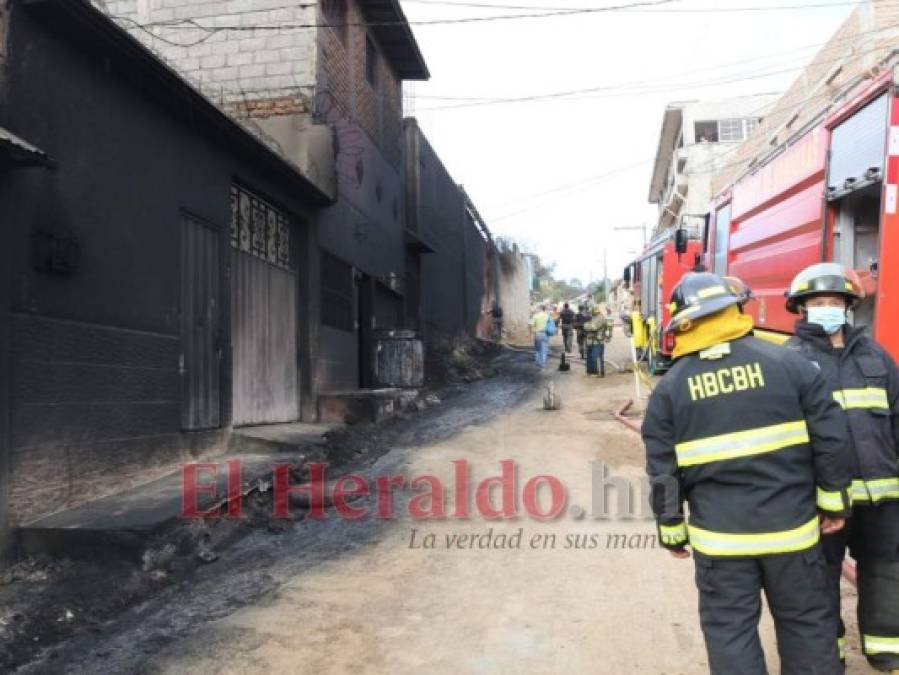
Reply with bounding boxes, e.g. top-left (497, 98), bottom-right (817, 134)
top-left (828, 93), bottom-right (888, 199)
top-left (829, 93), bottom-right (889, 329)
